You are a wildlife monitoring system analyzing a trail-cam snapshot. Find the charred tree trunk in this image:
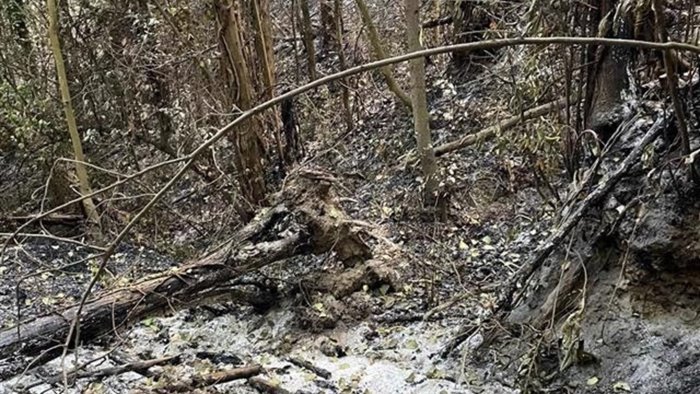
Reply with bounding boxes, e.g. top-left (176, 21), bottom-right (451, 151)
top-left (354, 0), bottom-right (413, 110)
top-left (280, 97), bottom-right (304, 167)
top-left (0, 171), bottom-right (370, 379)
top-left (584, 0), bottom-right (635, 141)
